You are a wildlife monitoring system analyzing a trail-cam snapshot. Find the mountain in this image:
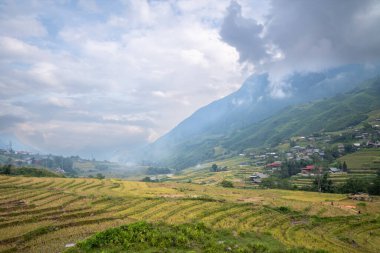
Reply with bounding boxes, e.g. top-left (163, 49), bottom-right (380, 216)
top-left (137, 64), bottom-right (380, 169)
top-left (223, 76), bottom-right (380, 151)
